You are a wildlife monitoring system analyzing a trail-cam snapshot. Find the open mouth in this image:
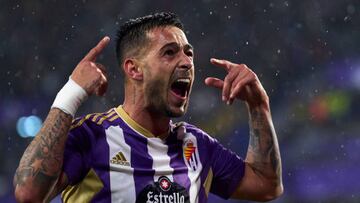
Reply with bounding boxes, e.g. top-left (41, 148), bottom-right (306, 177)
top-left (170, 78), bottom-right (191, 99)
